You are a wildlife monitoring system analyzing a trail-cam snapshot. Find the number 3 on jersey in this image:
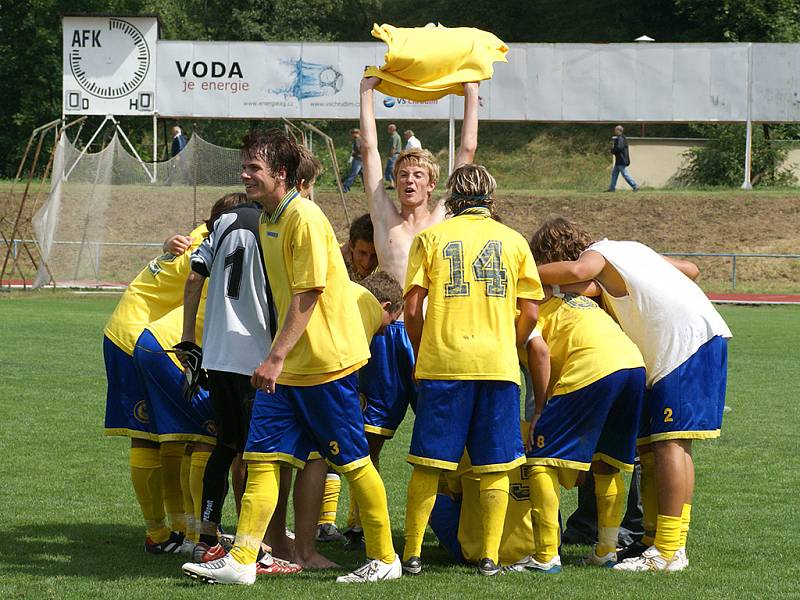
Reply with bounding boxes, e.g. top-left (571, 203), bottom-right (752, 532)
top-left (443, 240), bottom-right (507, 298)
